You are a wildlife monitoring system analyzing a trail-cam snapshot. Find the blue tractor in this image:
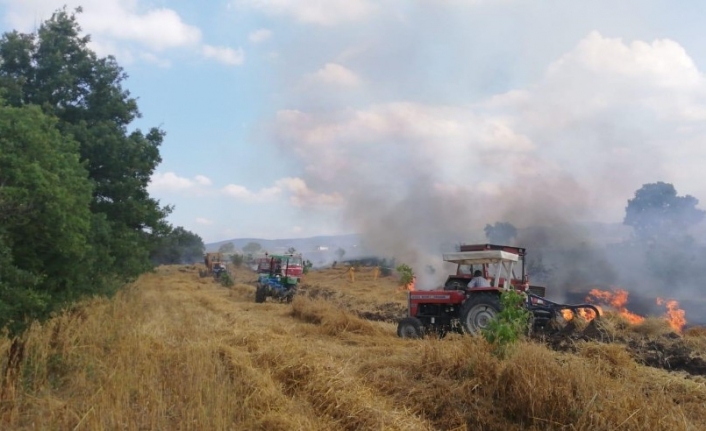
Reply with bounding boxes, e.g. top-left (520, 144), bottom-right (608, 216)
top-left (255, 253), bottom-right (304, 303)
